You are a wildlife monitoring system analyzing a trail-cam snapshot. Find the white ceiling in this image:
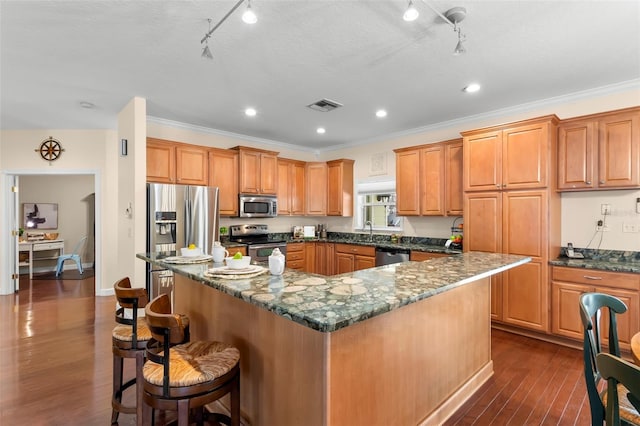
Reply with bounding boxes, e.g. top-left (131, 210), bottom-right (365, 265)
top-left (1, 0), bottom-right (639, 151)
